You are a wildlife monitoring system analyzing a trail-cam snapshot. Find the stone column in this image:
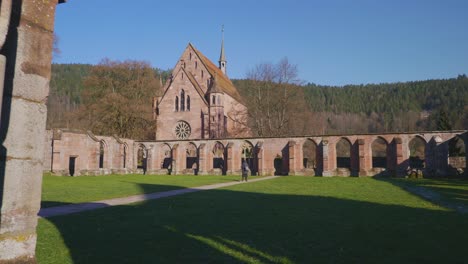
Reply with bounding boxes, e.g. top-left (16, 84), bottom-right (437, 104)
top-left (288, 141), bottom-right (297, 175)
top-left (226, 142), bottom-right (234, 175)
top-left (431, 136), bottom-right (447, 176)
top-left (198, 143), bottom-right (208, 175)
top-left (0, 0), bottom-right (63, 262)
top-left (150, 145), bottom-right (161, 174)
top-left (321, 139), bottom-right (334, 176)
top-left (206, 144), bottom-right (214, 174)
top-left (256, 142), bottom-right (264, 176)
top-left (358, 139), bottom-right (371, 176)
top-left (172, 144), bottom-right (182, 175)
top-left (146, 145), bottom-right (153, 173)
top-left (394, 137), bottom-right (406, 177)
